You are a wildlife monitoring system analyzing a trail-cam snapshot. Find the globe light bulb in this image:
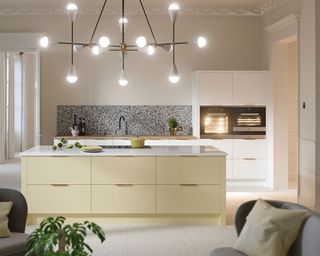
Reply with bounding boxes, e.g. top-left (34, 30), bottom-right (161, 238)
top-left (66, 64), bottom-right (78, 84)
top-left (66, 3), bottom-right (78, 22)
top-left (92, 45), bottom-right (100, 55)
top-left (98, 36), bottom-right (110, 48)
top-left (39, 36), bottom-right (49, 48)
top-left (147, 45), bottom-right (156, 56)
top-left (168, 63), bottom-right (180, 84)
top-left (136, 36), bottom-right (147, 48)
top-left (168, 3), bottom-right (180, 23)
top-left (119, 17), bottom-right (128, 32)
top-left (197, 36), bottom-right (207, 48)
top-left (118, 70), bottom-right (128, 86)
